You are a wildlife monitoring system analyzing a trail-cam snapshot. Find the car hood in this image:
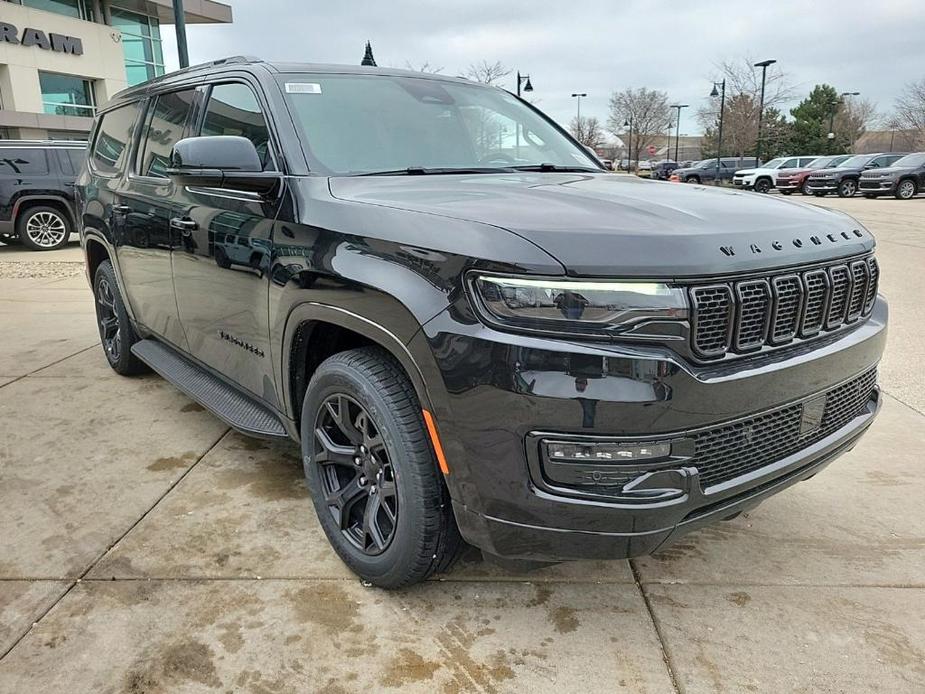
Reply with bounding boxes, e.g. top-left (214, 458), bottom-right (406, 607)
top-left (776, 167), bottom-right (812, 176)
top-left (811, 167), bottom-right (862, 176)
top-left (860, 166), bottom-right (910, 176)
top-left (734, 167), bottom-right (776, 176)
top-left (328, 173), bottom-right (874, 277)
